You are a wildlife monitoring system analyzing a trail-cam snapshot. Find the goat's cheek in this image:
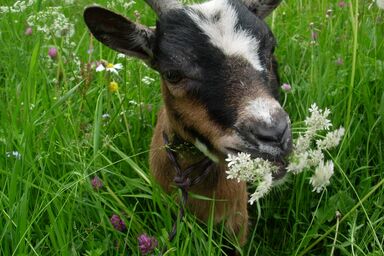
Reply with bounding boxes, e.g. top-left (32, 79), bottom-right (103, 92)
top-left (216, 133), bottom-right (243, 152)
top-left (165, 82), bottom-right (188, 98)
